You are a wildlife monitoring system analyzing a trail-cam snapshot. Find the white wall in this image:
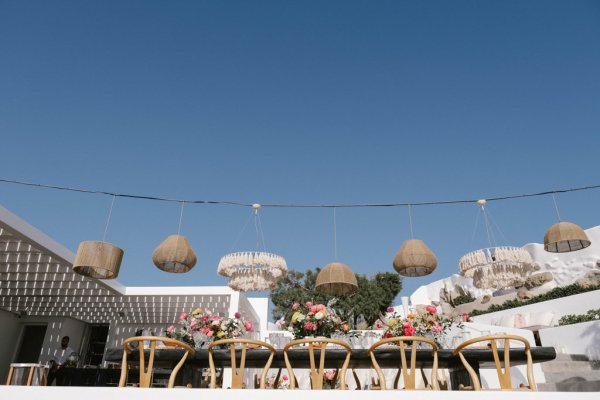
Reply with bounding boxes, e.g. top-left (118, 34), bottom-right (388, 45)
top-left (539, 321), bottom-right (600, 360)
top-left (472, 290), bottom-right (600, 327)
top-left (0, 309), bottom-right (21, 383)
top-left (247, 297), bottom-right (269, 339)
